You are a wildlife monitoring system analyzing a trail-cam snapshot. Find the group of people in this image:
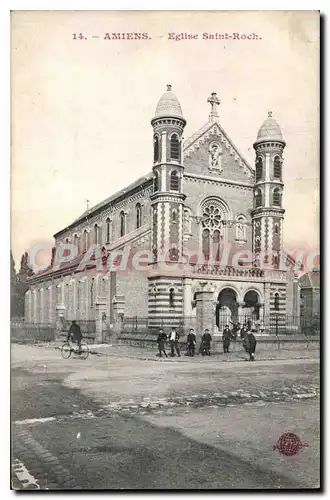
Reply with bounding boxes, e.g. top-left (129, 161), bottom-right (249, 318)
top-left (222, 321), bottom-right (257, 361)
top-left (157, 322), bottom-right (257, 361)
